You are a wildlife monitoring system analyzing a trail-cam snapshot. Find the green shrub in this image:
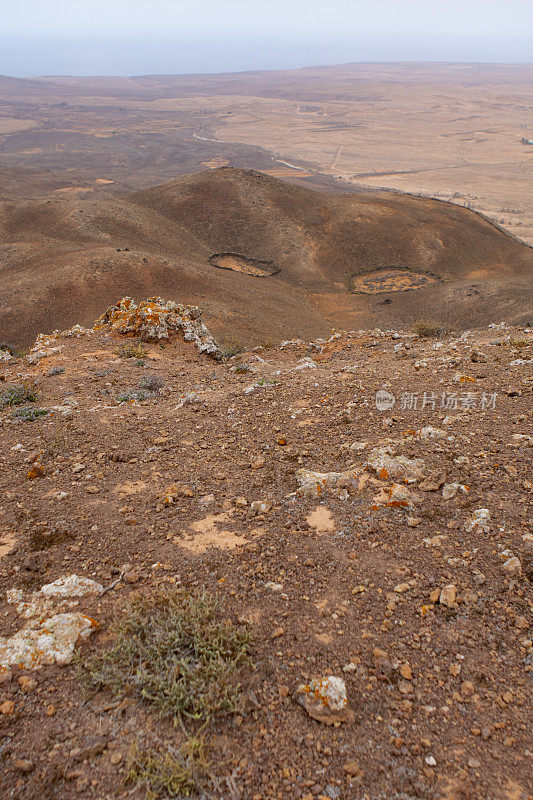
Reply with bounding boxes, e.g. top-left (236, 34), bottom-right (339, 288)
top-left (80, 590), bottom-right (251, 724)
top-left (11, 406), bottom-right (48, 422)
top-left (0, 383), bottom-right (37, 409)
